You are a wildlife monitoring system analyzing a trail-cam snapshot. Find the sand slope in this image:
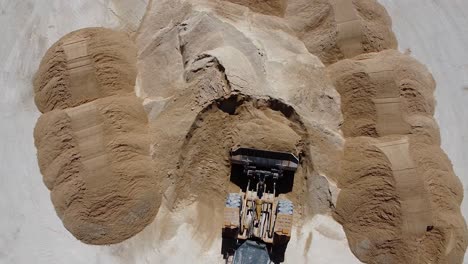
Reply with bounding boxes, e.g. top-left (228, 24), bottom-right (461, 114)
top-left (329, 51), bottom-right (467, 263)
top-left (33, 28), bottom-right (159, 245)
